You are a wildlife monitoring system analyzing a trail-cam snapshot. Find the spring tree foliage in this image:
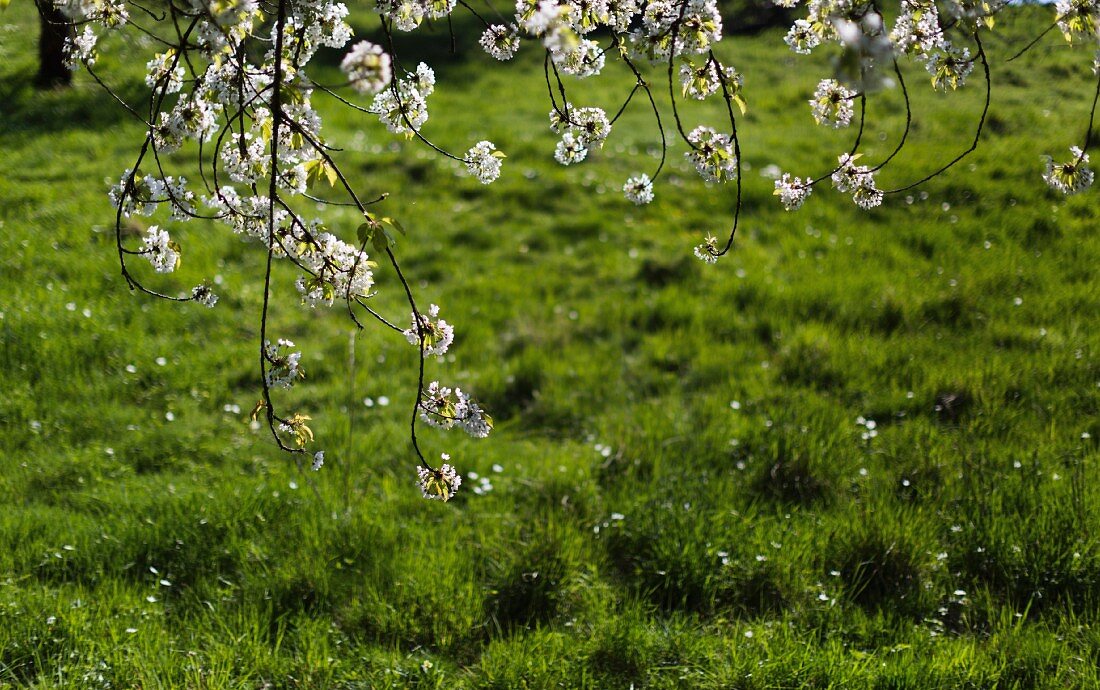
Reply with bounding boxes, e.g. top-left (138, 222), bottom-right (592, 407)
top-left (31, 0), bottom-right (1100, 501)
